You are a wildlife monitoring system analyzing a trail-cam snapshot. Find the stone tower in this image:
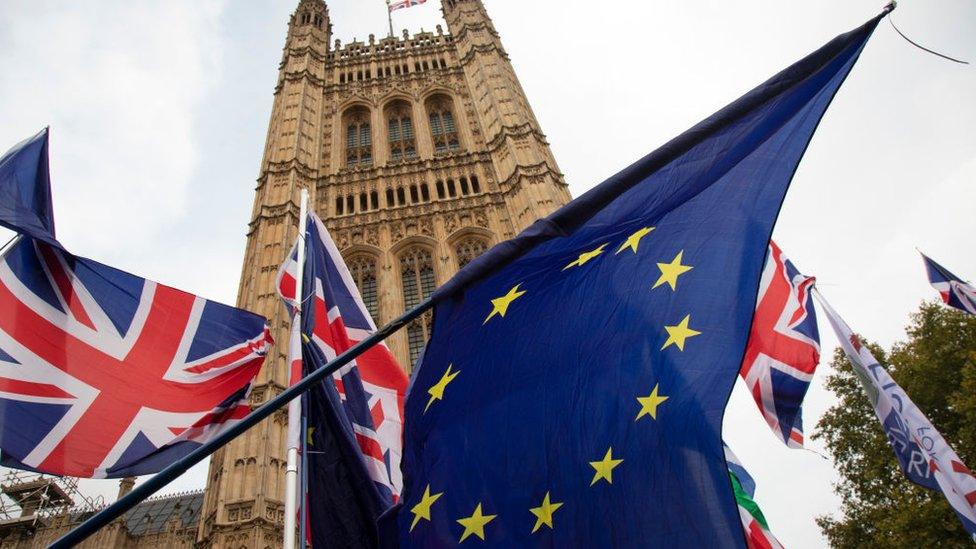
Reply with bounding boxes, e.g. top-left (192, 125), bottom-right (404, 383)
top-left (197, 0), bottom-right (570, 545)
